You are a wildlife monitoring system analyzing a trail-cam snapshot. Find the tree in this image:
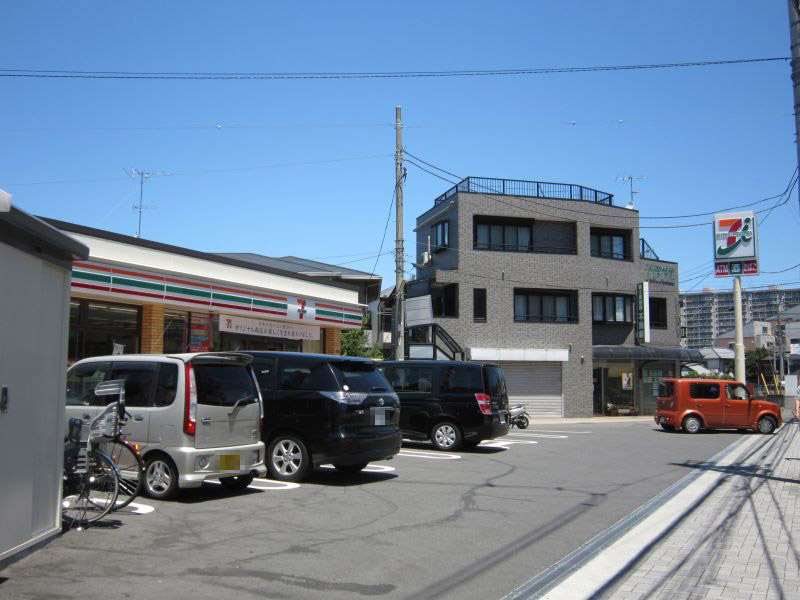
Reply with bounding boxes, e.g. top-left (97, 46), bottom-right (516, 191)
top-left (745, 348), bottom-right (770, 384)
top-left (340, 328), bottom-right (384, 359)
